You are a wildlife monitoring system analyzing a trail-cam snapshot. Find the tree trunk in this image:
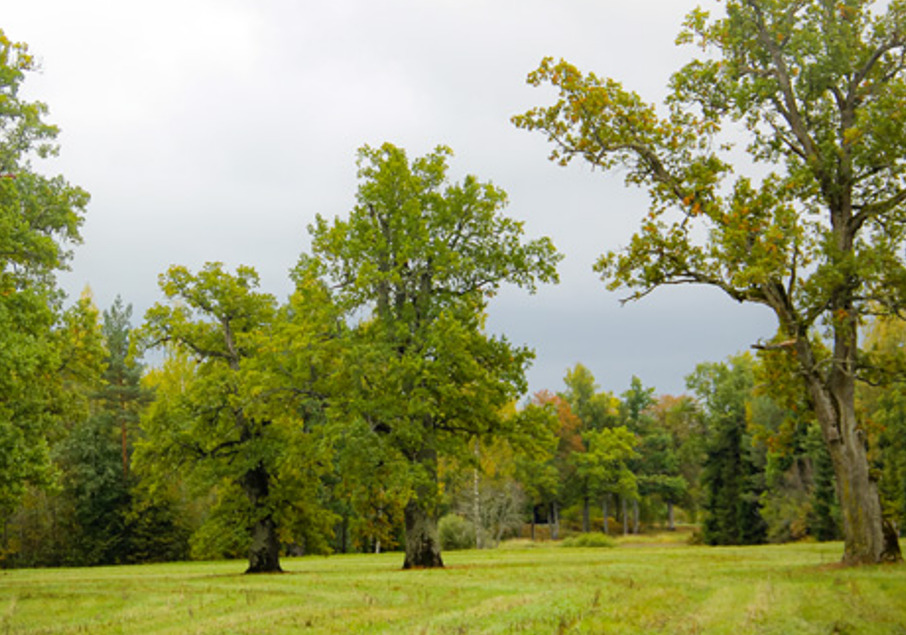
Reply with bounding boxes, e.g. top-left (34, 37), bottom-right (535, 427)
top-left (473, 452), bottom-right (482, 549)
top-left (602, 498), bottom-right (609, 535)
top-left (247, 516), bottom-right (282, 573)
top-left (402, 498), bottom-right (444, 569)
top-left (402, 442), bottom-right (444, 569)
top-left (551, 501), bottom-right (560, 540)
top-left (240, 463), bottom-right (282, 574)
top-left (633, 499), bottom-right (640, 535)
top-left (622, 497), bottom-right (629, 536)
top-left (667, 501), bottom-right (675, 531)
top-left (816, 392), bottom-right (900, 564)
top-left (582, 496), bottom-right (590, 533)
top-left (793, 327), bottom-right (902, 564)
top-left (120, 412), bottom-right (129, 481)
